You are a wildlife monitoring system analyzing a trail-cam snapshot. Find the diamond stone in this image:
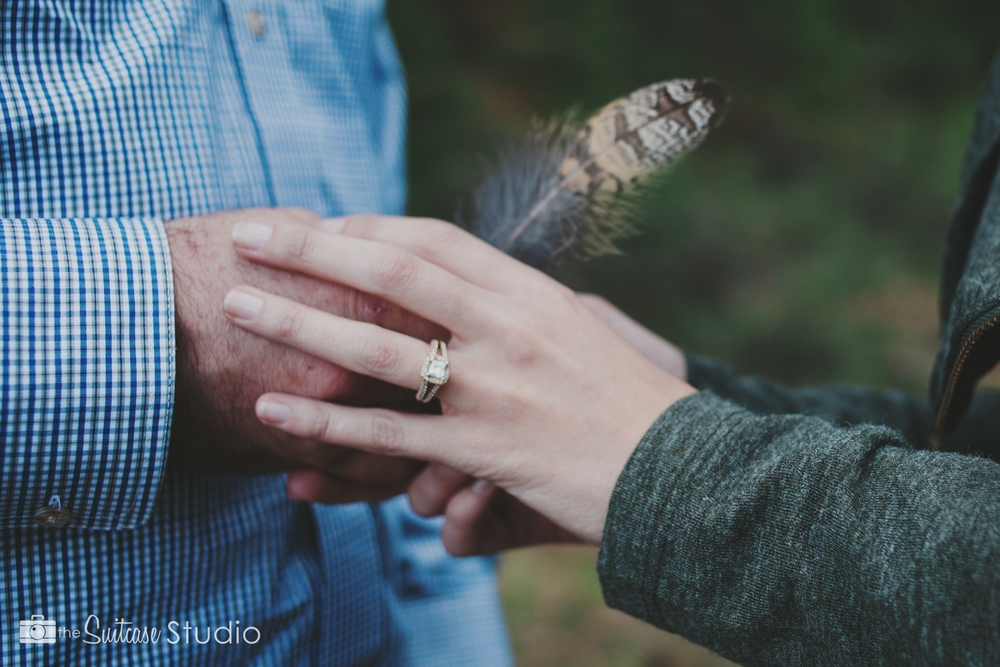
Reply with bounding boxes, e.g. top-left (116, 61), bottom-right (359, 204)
top-left (425, 358), bottom-right (449, 383)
